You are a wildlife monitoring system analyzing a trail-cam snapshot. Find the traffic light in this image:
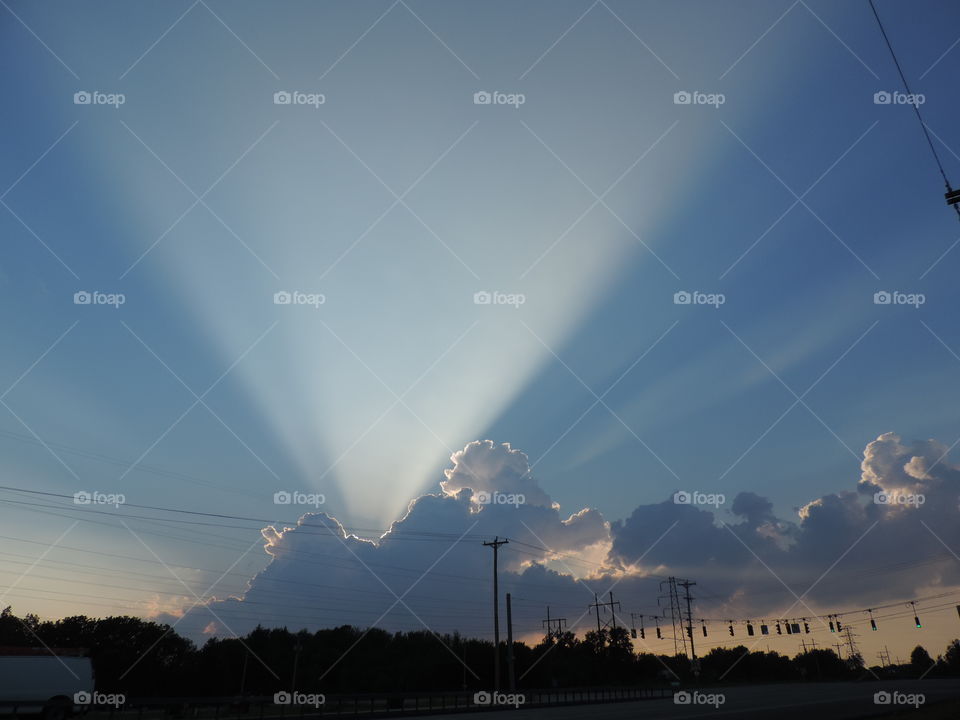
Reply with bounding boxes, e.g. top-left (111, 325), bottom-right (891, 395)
top-left (631, 628), bottom-right (637, 639)
top-left (836, 619), bottom-right (842, 632)
top-left (775, 622), bottom-right (782, 635)
top-left (912, 601), bottom-right (921, 628)
top-left (702, 621), bottom-right (708, 637)
top-left (829, 620), bottom-right (835, 632)
top-left (656, 626), bottom-right (662, 639)
top-left (746, 623), bottom-right (755, 636)
top-left (870, 618), bottom-right (877, 631)
top-left (760, 624), bottom-right (769, 635)
top-left (803, 622), bottom-right (810, 634)
top-left (640, 628), bottom-right (645, 639)
top-left (728, 623), bottom-right (735, 637)
top-left (785, 622), bottom-right (792, 635)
